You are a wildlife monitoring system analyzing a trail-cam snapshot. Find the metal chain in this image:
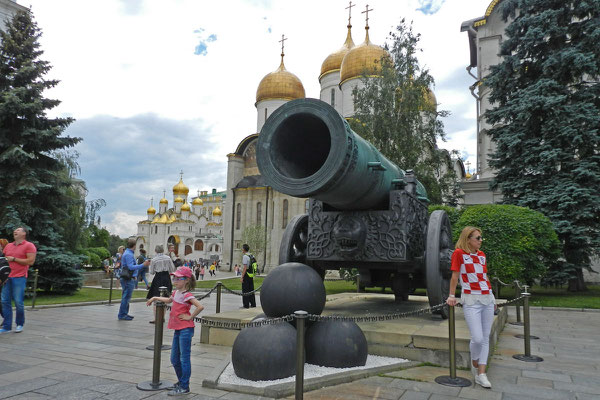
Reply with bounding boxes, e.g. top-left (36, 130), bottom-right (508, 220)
top-left (308, 302), bottom-right (448, 323)
top-left (193, 314), bottom-right (294, 328)
top-left (490, 276), bottom-right (512, 287)
top-left (496, 294), bottom-right (527, 307)
top-left (220, 284), bottom-right (262, 296)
